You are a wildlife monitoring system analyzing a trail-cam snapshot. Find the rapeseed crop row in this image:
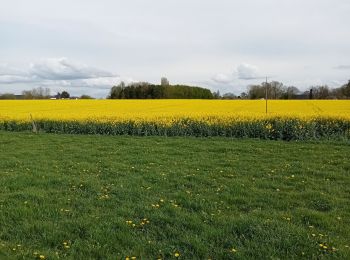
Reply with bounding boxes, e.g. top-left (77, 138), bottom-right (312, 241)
top-left (0, 100), bottom-right (349, 140)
